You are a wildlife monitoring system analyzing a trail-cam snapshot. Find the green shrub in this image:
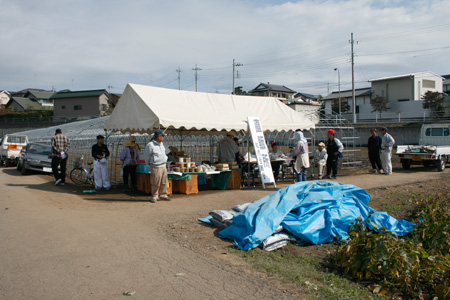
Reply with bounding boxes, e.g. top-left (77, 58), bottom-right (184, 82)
top-left (330, 194), bottom-right (450, 299)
